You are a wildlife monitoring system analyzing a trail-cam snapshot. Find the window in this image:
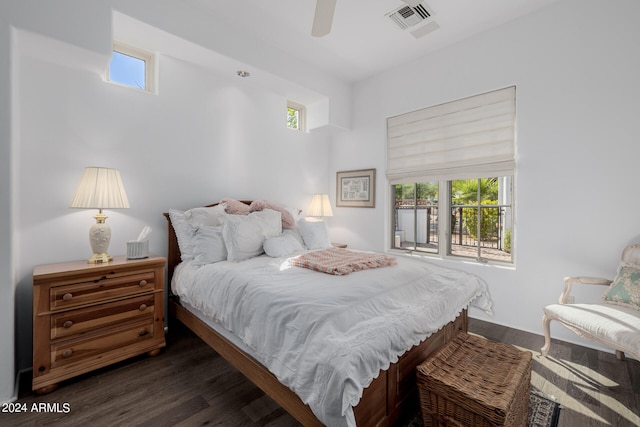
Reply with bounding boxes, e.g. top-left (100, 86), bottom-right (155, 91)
top-left (107, 42), bottom-right (155, 92)
top-left (392, 177), bottom-right (513, 263)
top-left (387, 87), bottom-right (516, 264)
top-left (287, 101), bottom-right (306, 131)
top-left (393, 182), bottom-right (440, 255)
